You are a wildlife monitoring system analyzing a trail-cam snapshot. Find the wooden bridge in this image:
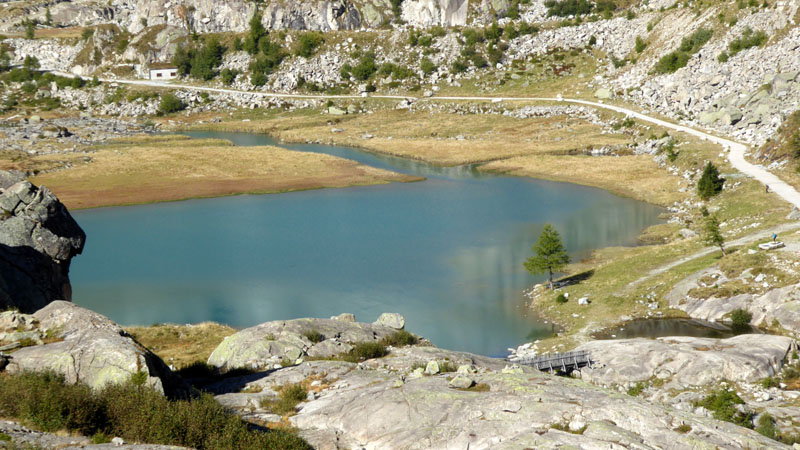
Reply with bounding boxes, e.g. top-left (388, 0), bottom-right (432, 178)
top-left (511, 350), bottom-right (593, 373)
